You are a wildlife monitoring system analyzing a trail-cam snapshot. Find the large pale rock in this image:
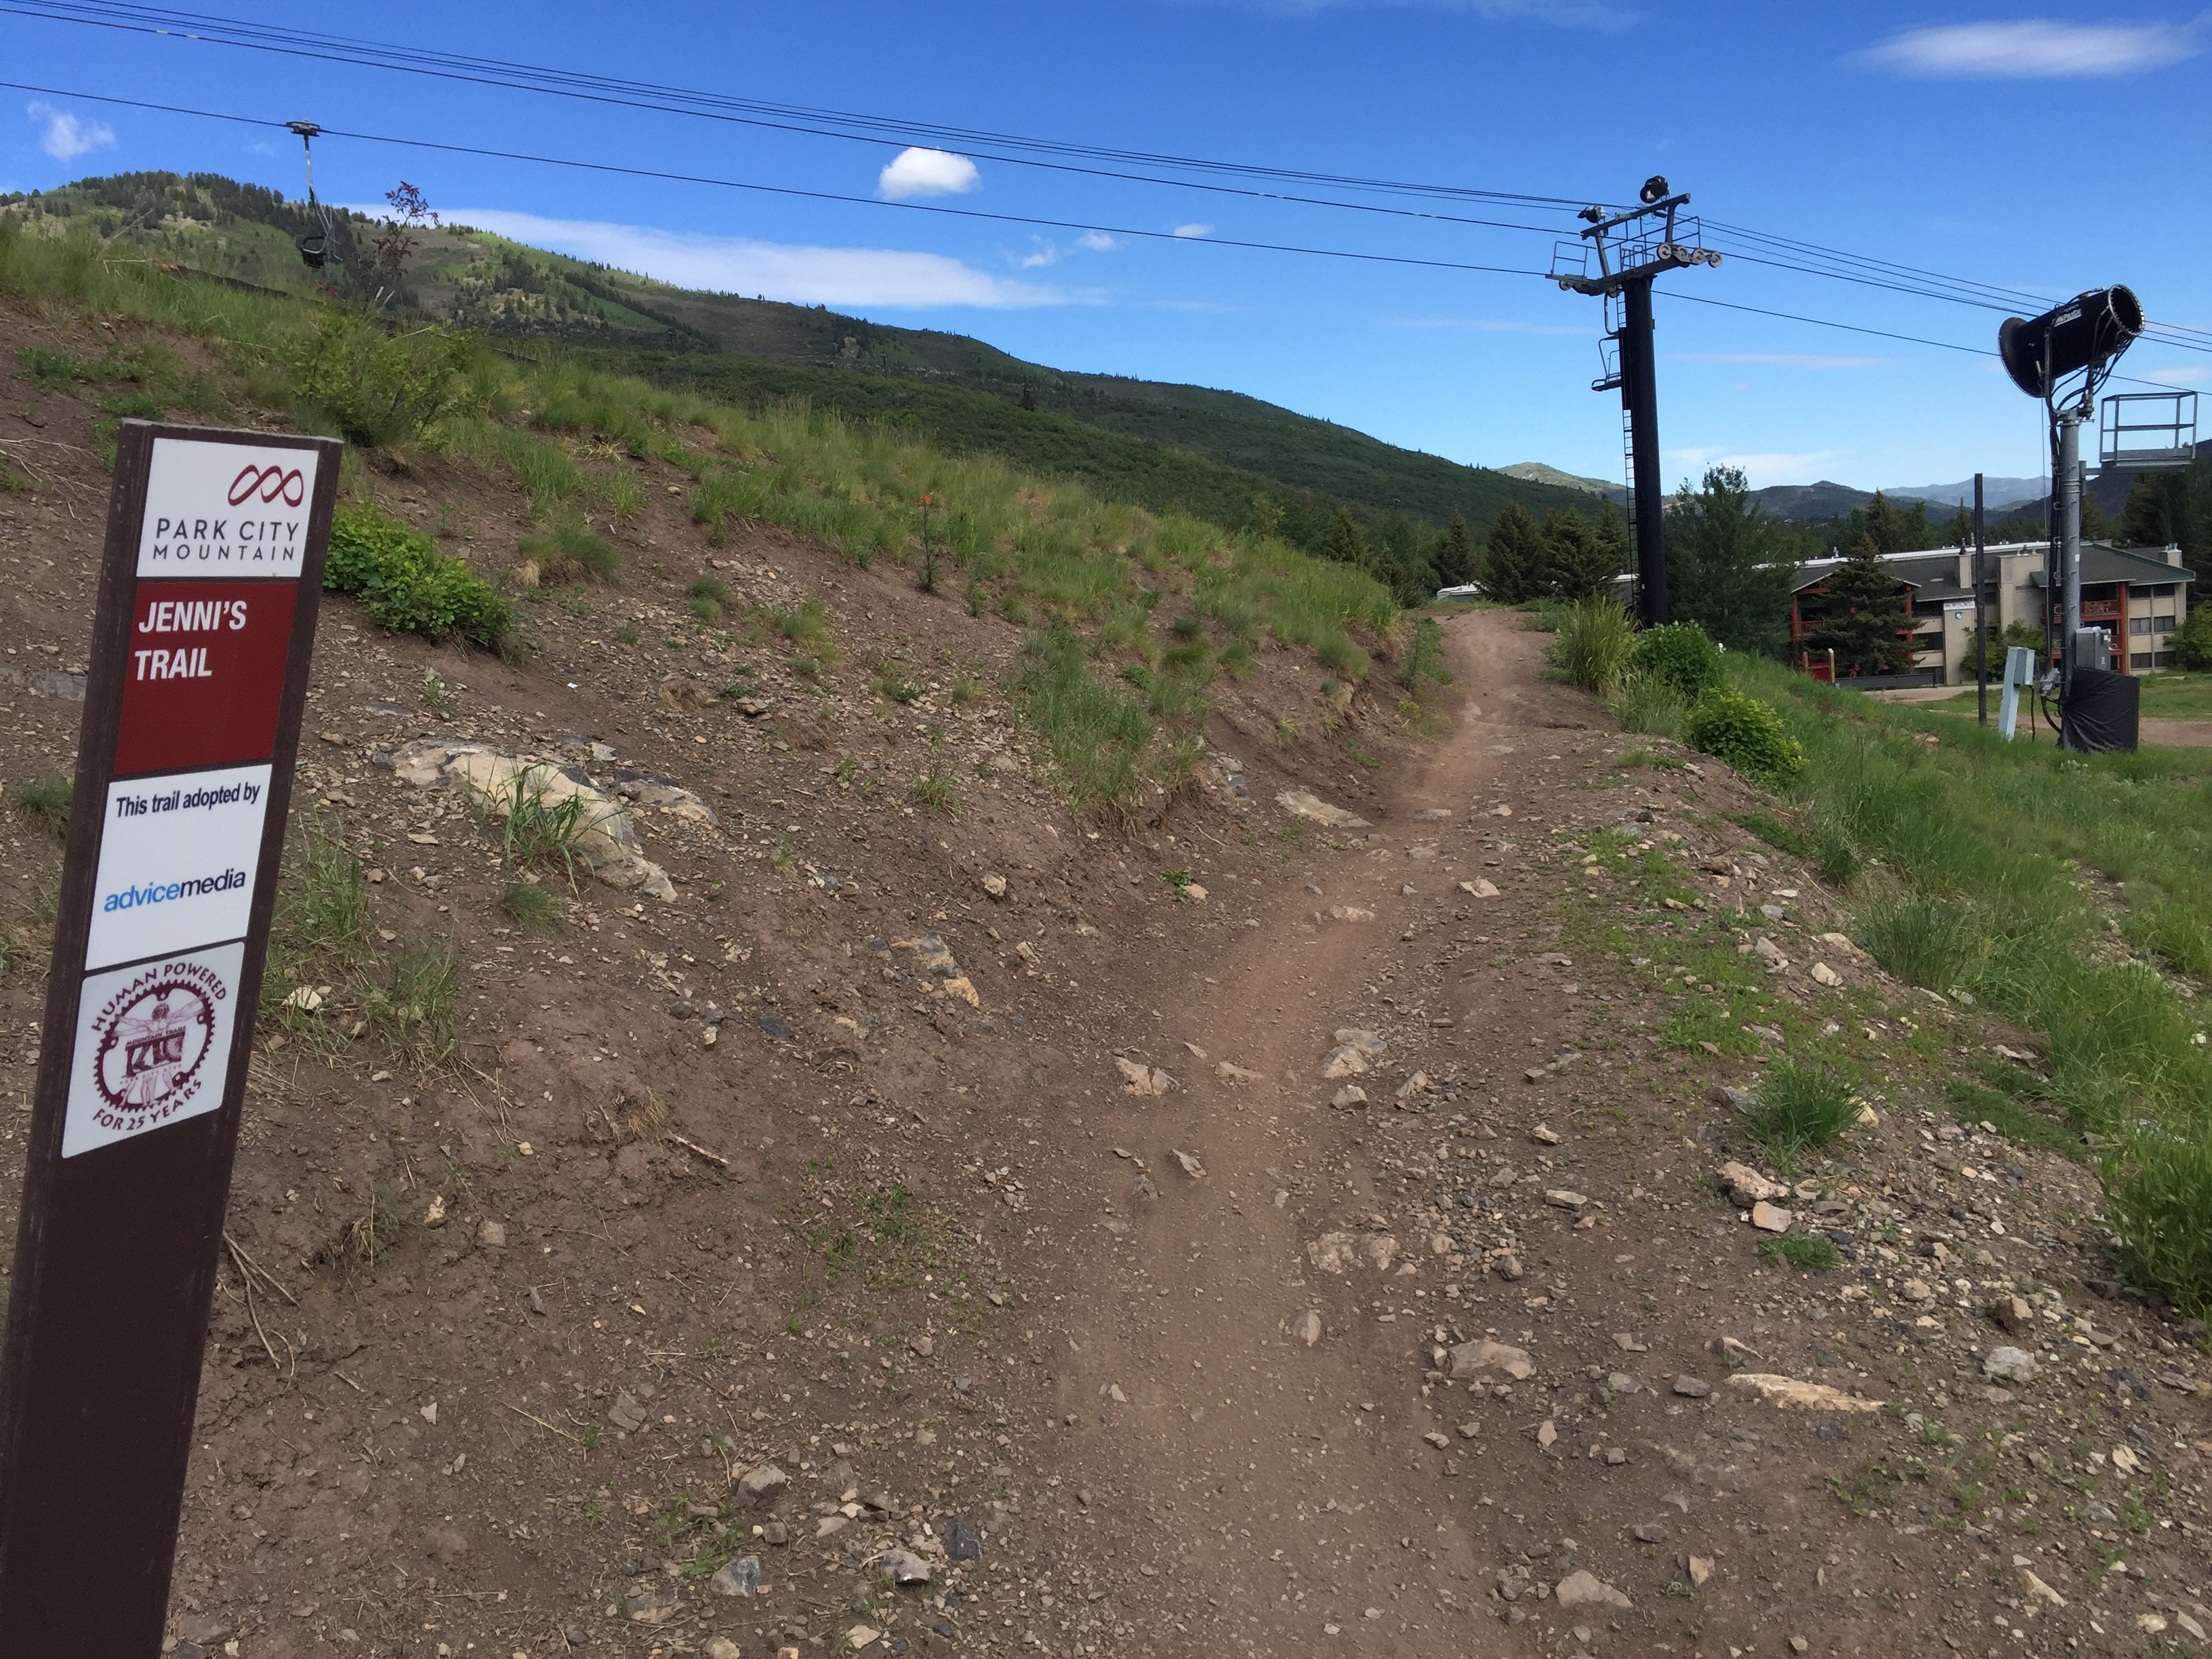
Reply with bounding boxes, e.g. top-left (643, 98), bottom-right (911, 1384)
top-left (1553, 1570), bottom-right (1631, 1611)
top-left (377, 740), bottom-right (676, 899)
top-left (1726, 1374), bottom-right (1885, 1413)
top-left (1276, 788), bottom-right (1371, 830)
top-left (1448, 1339), bottom-right (1534, 1382)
